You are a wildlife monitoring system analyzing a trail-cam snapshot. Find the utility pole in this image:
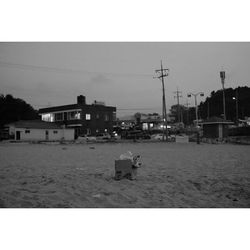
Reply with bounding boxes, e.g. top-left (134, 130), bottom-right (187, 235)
top-left (207, 100), bottom-right (210, 119)
top-left (236, 88), bottom-right (239, 123)
top-left (220, 71), bottom-right (226, 120)
top-left (174, 87), bottom-right (182, 123)
top-left (155, 61), bottom-right (169, 141)
top-left (233, 88), bottom-right (239, 124)
top-left (185, 100), bottom-right (190, 125)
